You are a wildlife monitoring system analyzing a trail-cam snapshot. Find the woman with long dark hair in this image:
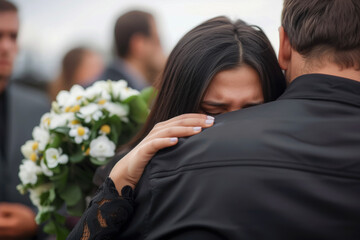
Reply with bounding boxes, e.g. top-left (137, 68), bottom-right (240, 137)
top-left (67, 16), bottom-right (286, 239)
